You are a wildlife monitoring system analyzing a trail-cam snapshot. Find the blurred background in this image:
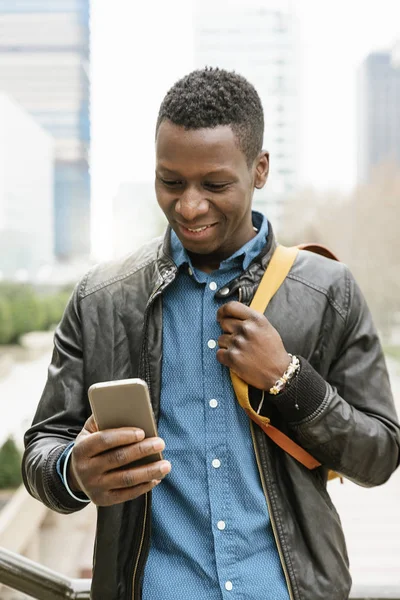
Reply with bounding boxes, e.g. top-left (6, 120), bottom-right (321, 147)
top-left (0, 0), bottom-right (399, 598)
